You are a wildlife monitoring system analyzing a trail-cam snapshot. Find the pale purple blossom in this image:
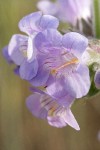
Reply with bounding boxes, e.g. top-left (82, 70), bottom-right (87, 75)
top-left (26, 88), bottom-right (80, 130)
top-left (30, 29), bottom-right (90, 105)
top-left (3, 11), bottom-right (59, 80)
top-left (37, 0), bottom-right (91, 26)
